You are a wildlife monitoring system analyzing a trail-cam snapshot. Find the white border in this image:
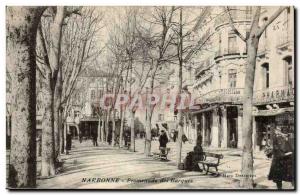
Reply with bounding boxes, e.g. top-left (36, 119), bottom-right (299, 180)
top-left (1, 1), bottom-right (299, 195)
